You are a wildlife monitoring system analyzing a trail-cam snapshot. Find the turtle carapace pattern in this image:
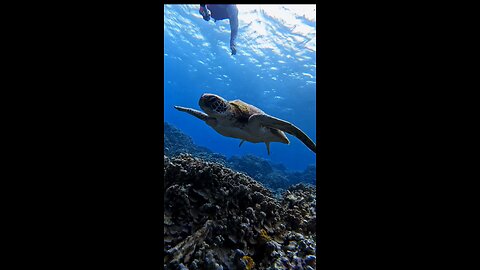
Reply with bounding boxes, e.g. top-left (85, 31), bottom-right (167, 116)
top-left (174, 93), bottom-right (316, 155)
